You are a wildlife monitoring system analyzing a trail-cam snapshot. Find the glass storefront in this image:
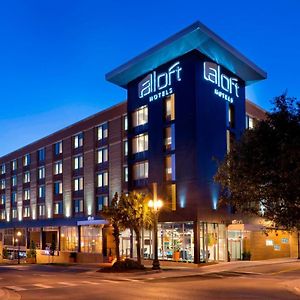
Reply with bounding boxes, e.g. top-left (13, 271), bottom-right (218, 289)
top-left (61, 226), bottom-right (78, 251)
top-left (80, 225), bottom-right (103, 253)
